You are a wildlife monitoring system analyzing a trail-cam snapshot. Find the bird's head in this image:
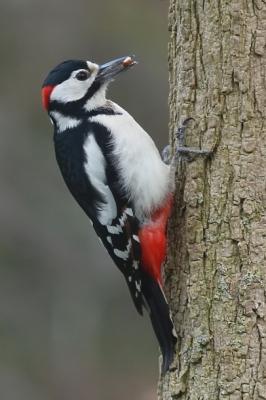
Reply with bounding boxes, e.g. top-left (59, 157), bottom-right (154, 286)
top-left (42, 56), bottom-right (137, 115)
